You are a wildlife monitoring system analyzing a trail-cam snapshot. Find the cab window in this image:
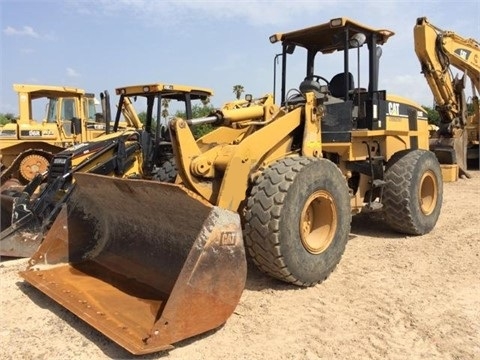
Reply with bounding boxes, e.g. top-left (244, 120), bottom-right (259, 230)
top-left (62, 99), bottom-right (76, 120)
